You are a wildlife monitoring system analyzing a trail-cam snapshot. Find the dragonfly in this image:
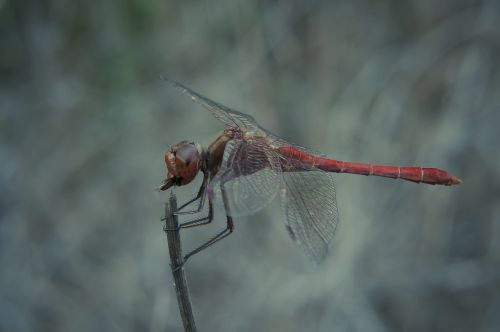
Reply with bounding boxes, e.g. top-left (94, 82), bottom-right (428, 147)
top-left (159, 78), bottom-right (462, 264)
